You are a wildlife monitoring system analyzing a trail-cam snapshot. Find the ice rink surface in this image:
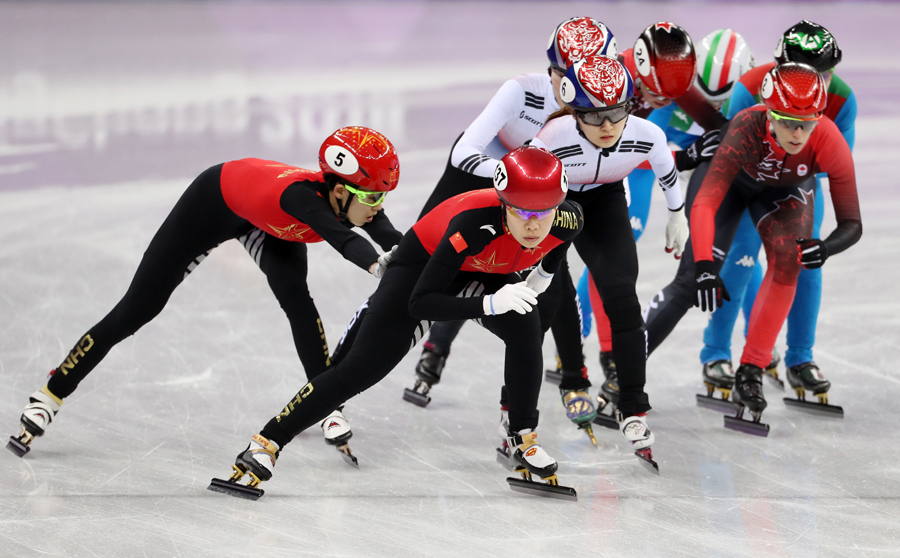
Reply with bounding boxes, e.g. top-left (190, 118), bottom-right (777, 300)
top-left (1, 1), bottom-right (899, 556)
